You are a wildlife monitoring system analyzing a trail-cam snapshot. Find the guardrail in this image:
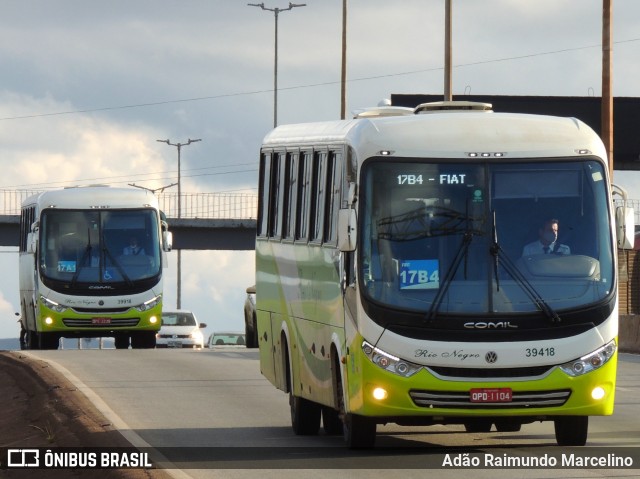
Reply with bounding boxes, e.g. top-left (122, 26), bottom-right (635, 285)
top-left (0, 189), bottom-right (258, 219)
top-left (1, 189), bottom-right (638, 223)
